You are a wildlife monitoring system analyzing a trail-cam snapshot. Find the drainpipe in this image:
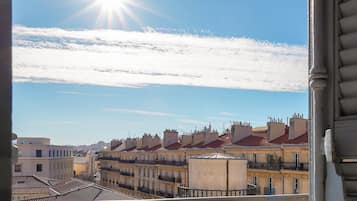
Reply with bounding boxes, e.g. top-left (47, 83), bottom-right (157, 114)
top-left (226, 160), bottom-right (229, 196)
top-left (309, 0), bottom-right (328, 200)
top-left (0, 1), bottom-right (12, 201)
